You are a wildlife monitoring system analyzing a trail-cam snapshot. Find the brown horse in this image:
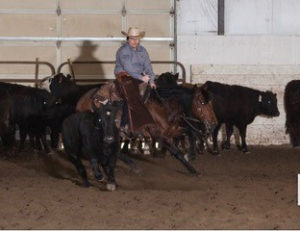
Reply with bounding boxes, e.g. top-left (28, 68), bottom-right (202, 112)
top-left (192, 84), bottom-right (218, 133)
top-left (76, 74), bottom-right (217, 174)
